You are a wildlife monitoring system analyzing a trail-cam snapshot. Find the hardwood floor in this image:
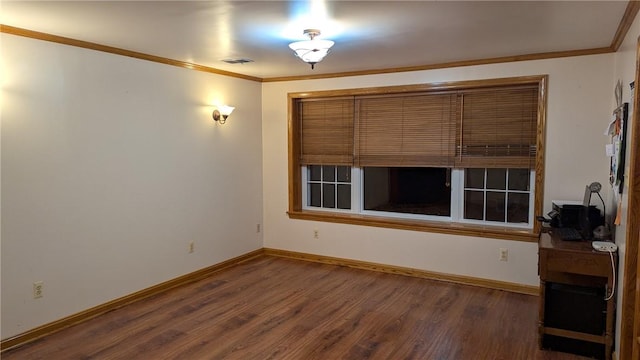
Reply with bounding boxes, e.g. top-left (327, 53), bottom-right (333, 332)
top-left (3, 256), bottom-right (589, 359)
